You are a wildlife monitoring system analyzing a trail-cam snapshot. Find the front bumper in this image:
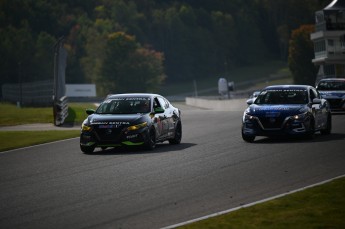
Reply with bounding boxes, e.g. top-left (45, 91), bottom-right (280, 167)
top-left (324, 98), bottom-right (345, 113)
top-left (80, 126), bottom-right (150, 148)
top-left (242, 115), bottom-right (311, 137)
